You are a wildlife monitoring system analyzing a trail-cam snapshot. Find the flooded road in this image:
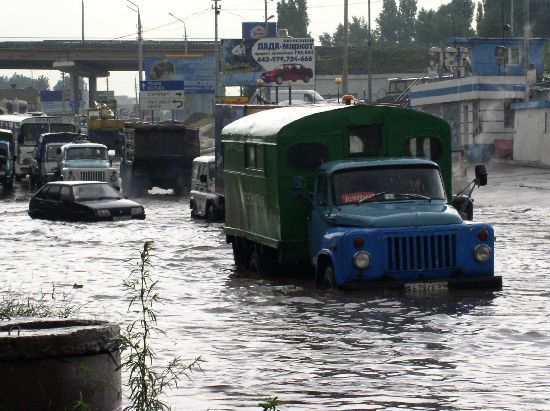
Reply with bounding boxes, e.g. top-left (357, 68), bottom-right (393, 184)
top-left (1, 163), bottom-right (549, 410)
